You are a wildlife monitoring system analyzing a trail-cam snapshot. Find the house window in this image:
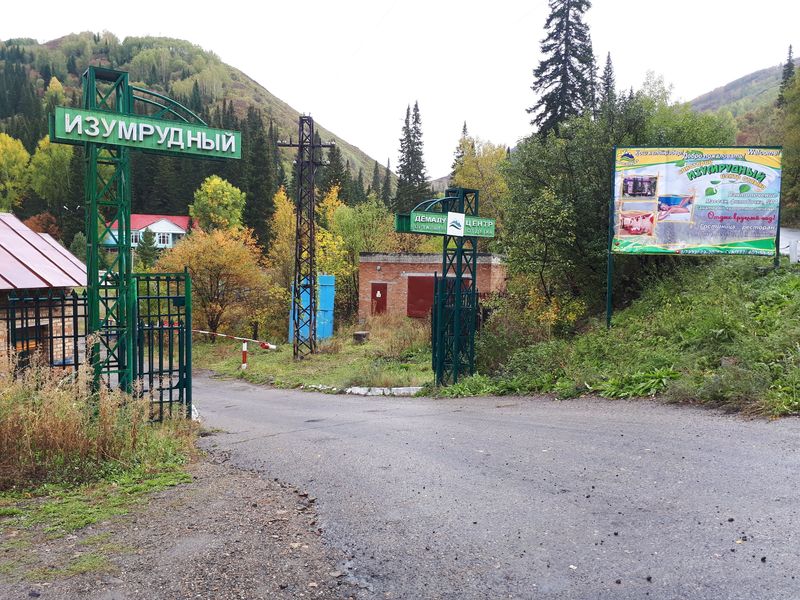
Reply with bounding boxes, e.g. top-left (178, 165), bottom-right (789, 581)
top-left (157, 233), bottom-right (170, 246)
top-left (130, 232), bottom-right (140, 245)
